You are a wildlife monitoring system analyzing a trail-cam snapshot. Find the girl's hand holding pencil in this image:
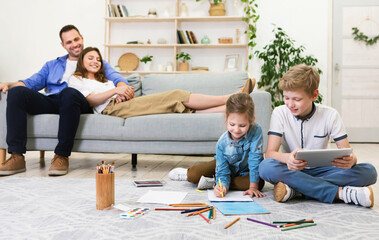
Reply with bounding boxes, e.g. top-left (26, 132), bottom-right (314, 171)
top-left (214, 184), bottom-right (227, 198)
